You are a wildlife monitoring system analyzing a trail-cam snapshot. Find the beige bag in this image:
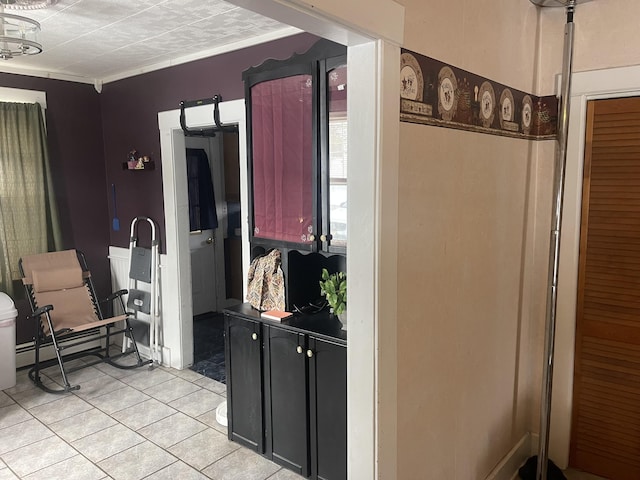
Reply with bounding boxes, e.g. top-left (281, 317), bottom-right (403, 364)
top-left (246, 249), bottom-right (285, 311)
